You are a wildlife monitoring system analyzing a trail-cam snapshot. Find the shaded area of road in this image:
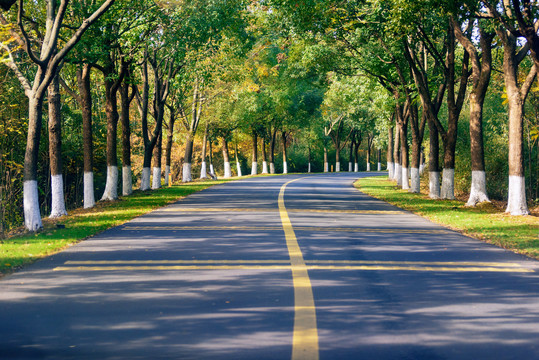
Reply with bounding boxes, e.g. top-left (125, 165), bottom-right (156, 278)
top-left (0, 173), bottom-right (538, 359)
